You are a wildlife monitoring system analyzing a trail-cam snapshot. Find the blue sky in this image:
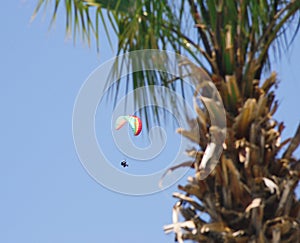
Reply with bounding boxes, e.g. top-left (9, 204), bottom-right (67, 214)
top-left (0, 1), bottom-right (299, 243)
